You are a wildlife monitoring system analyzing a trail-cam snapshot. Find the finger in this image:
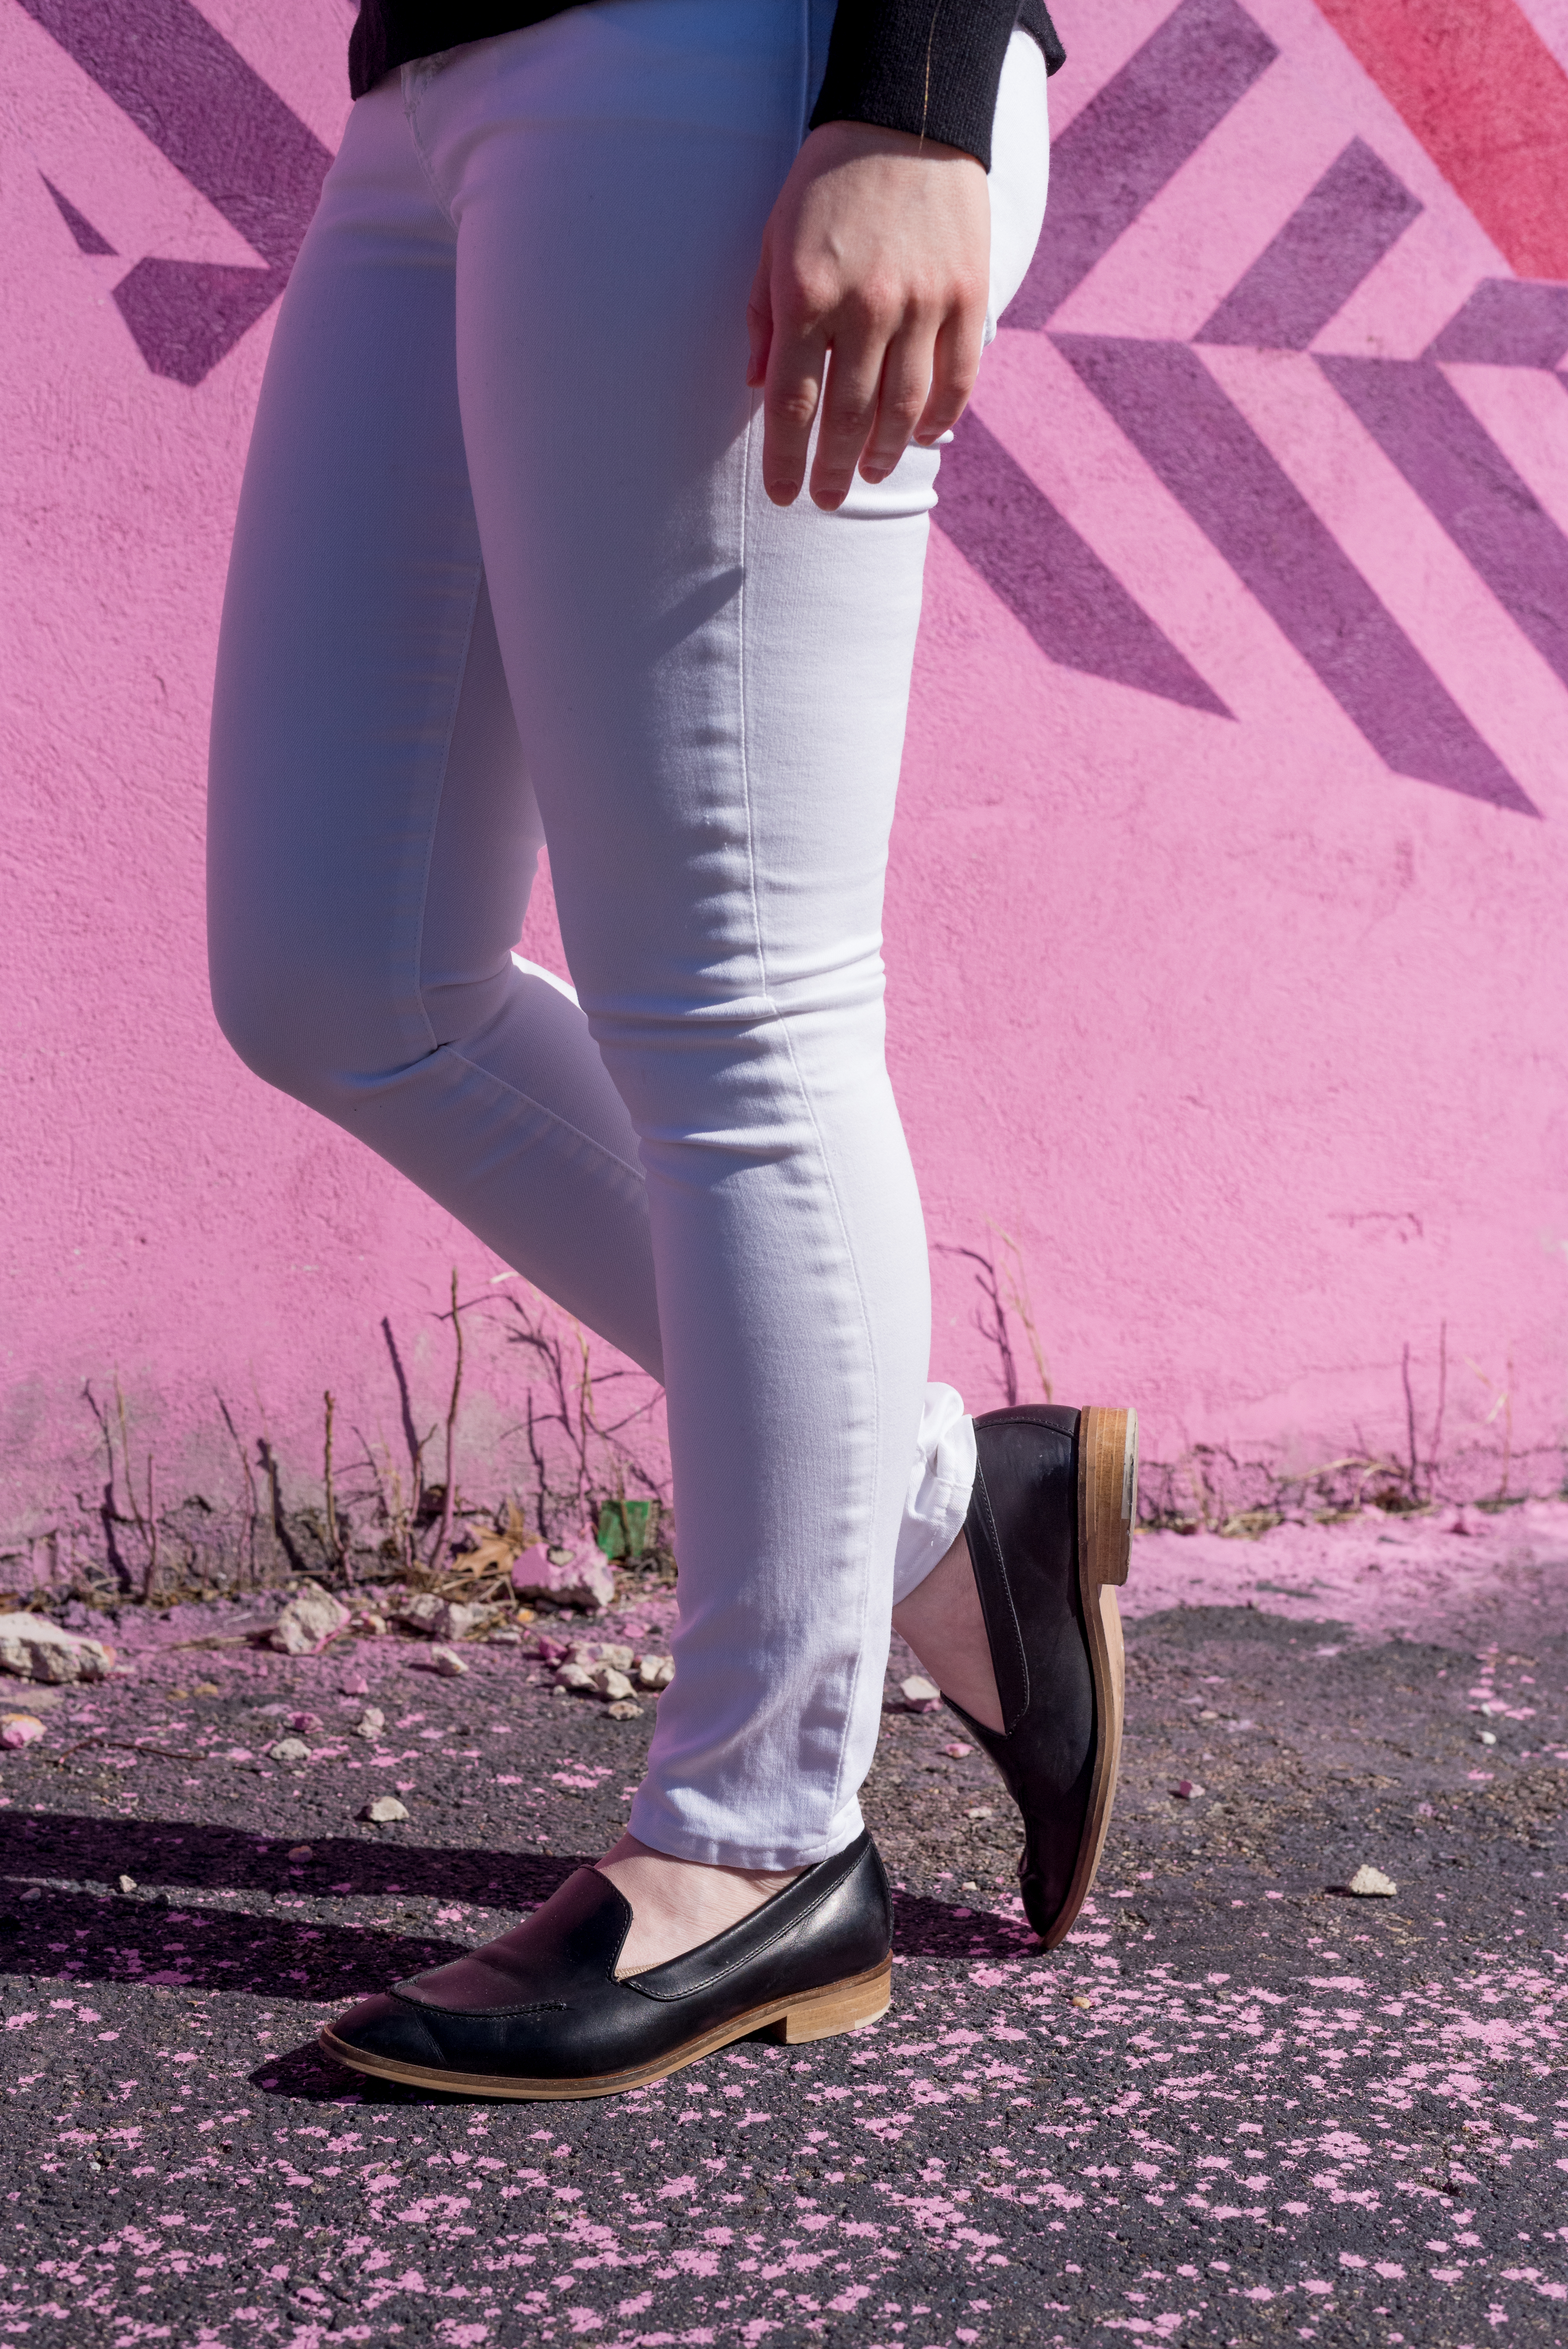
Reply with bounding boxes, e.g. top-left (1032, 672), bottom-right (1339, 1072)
top-left (912, 299), bottom-right (986, 447)
top-left (762, 326), bottom-right (828, 507)
top-left (745, 245), bottom-right (773, 391)
top-left (807, 319), bottom-right (894, 510)
top-left (858, 319), bottom-right (939, 484)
